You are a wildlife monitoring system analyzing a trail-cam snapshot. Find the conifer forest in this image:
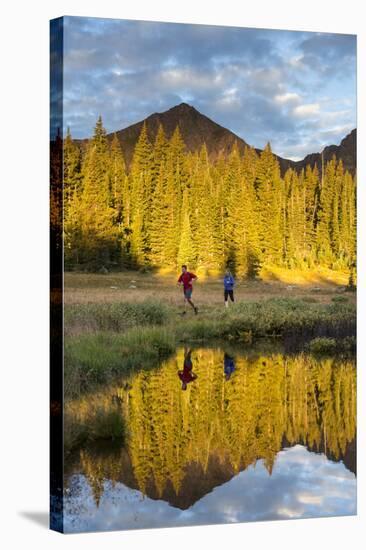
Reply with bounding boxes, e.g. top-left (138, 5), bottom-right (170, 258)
top-left (61, 117), bottom-right (356, 278)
